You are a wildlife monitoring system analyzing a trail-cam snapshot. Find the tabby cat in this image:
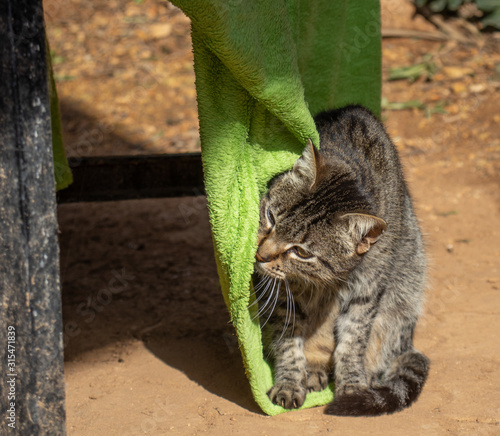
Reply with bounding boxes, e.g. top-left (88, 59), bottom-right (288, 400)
top-left (254, 105), bottom-right (429, 416)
